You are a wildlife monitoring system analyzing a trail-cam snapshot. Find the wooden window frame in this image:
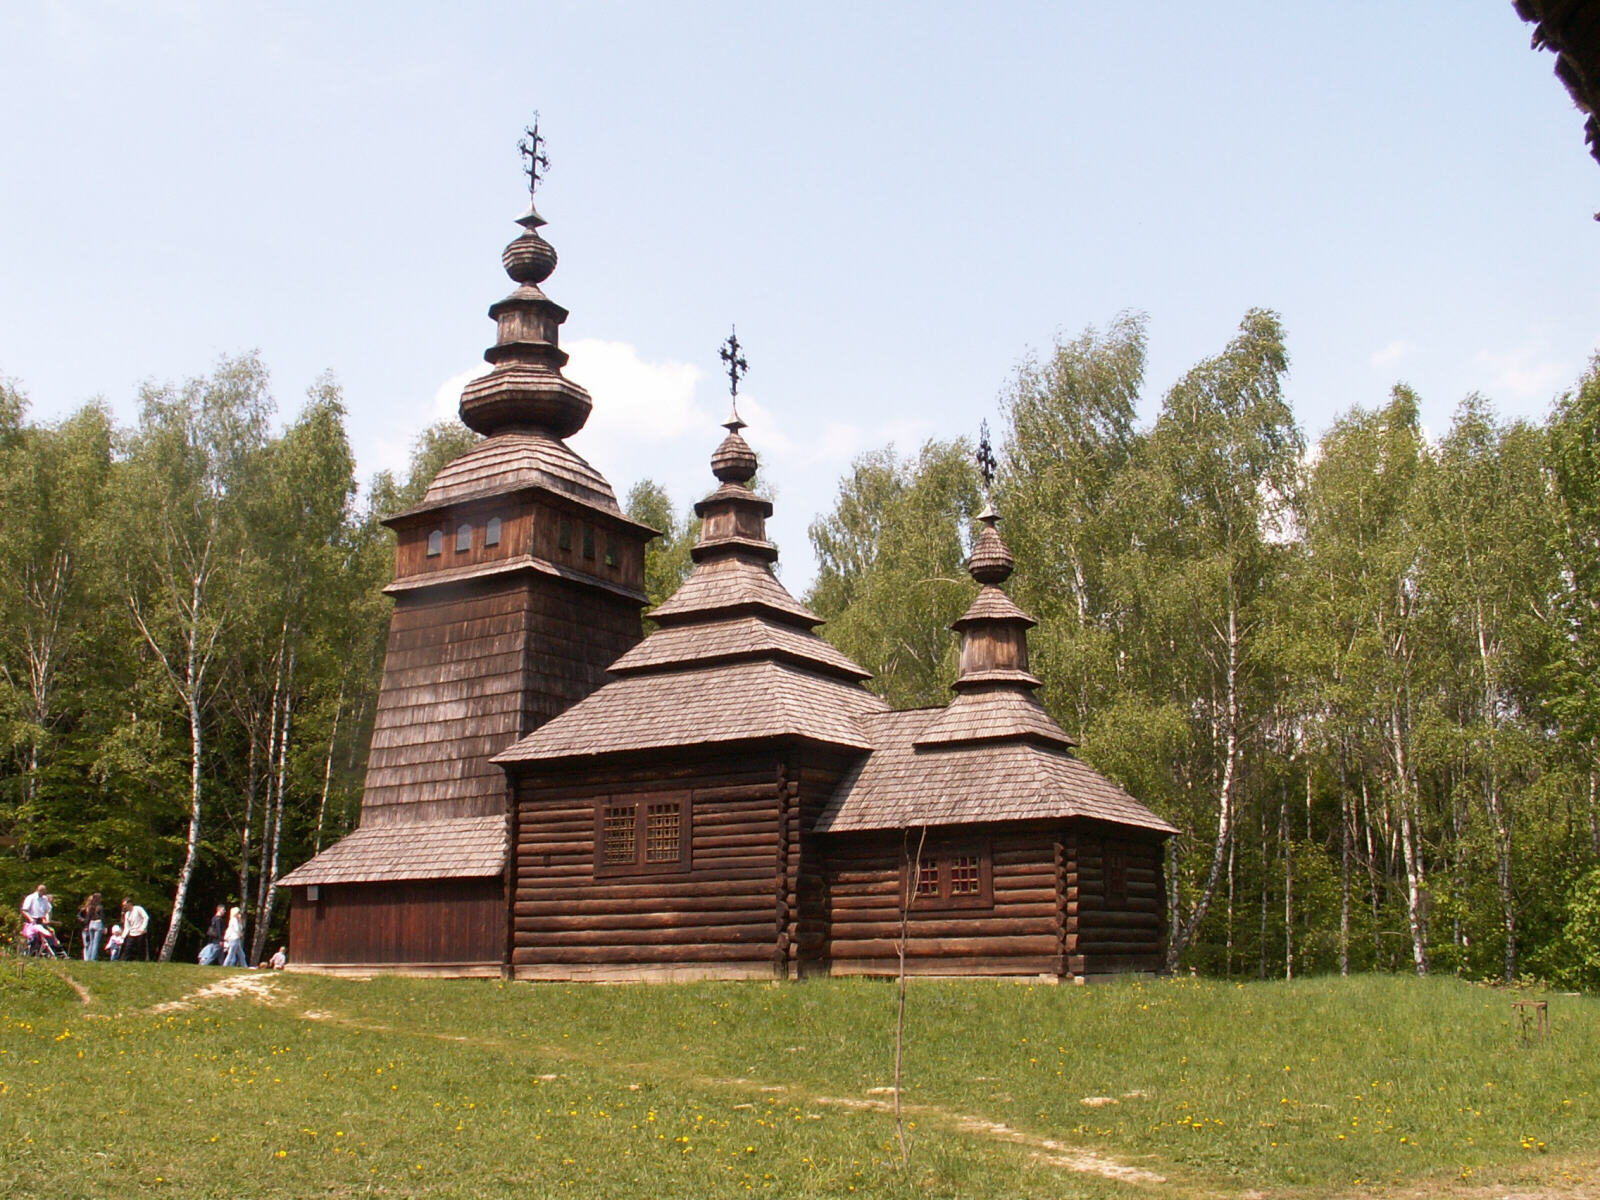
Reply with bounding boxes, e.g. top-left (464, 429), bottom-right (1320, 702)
top-left (906, 840), bottom-right (993, 909)
top-left (594, 792), bottom-right (691, 877)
